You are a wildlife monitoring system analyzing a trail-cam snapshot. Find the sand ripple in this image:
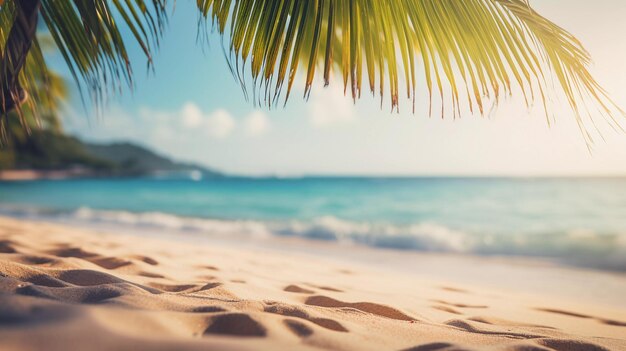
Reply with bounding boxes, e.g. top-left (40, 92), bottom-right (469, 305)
top-left (0, 217), bottom-right (624, 351)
